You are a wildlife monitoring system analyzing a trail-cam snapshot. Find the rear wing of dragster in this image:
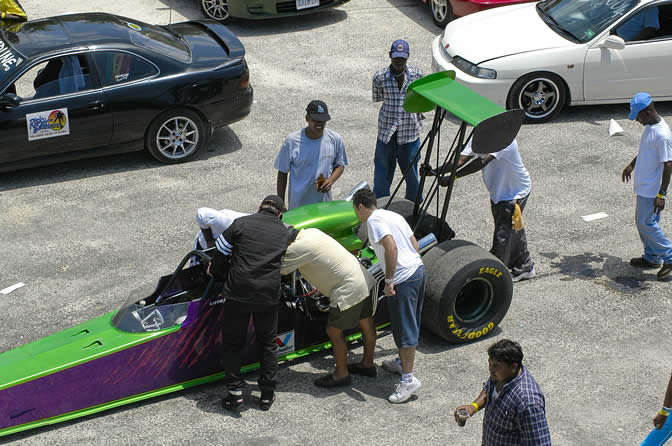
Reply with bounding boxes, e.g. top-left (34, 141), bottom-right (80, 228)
top-left (383, 71), bottom-right (525, 241)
